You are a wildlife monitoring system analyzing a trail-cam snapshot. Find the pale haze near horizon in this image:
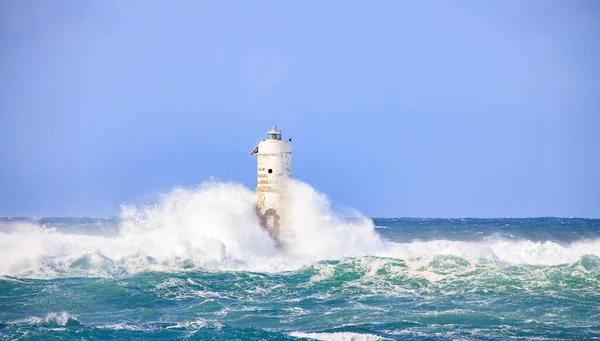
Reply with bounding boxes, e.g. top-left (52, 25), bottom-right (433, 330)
top-left (0, 1), bottom-right (598, 218)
